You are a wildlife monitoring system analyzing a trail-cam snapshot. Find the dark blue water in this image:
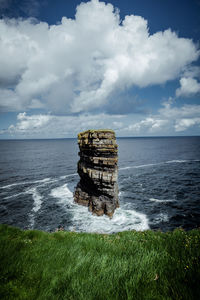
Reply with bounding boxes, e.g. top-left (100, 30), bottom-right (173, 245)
top-left (0, 137), bottom-right (200, 233)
